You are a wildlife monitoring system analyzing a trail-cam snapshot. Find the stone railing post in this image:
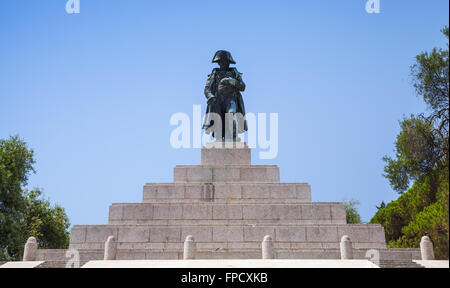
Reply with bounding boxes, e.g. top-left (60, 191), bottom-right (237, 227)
top-left (23, 237), bottom-right (38, 261)
top-left (262, 235), bottom-right (274, 259)
top-left (340, 235), bottom-right (353, 260)
top-left (420, 236), bottom-right (435, 260)
top-left (184, 235), bottom-right (196, 260)
top-left (104, 235), bottom-right (117, 260)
